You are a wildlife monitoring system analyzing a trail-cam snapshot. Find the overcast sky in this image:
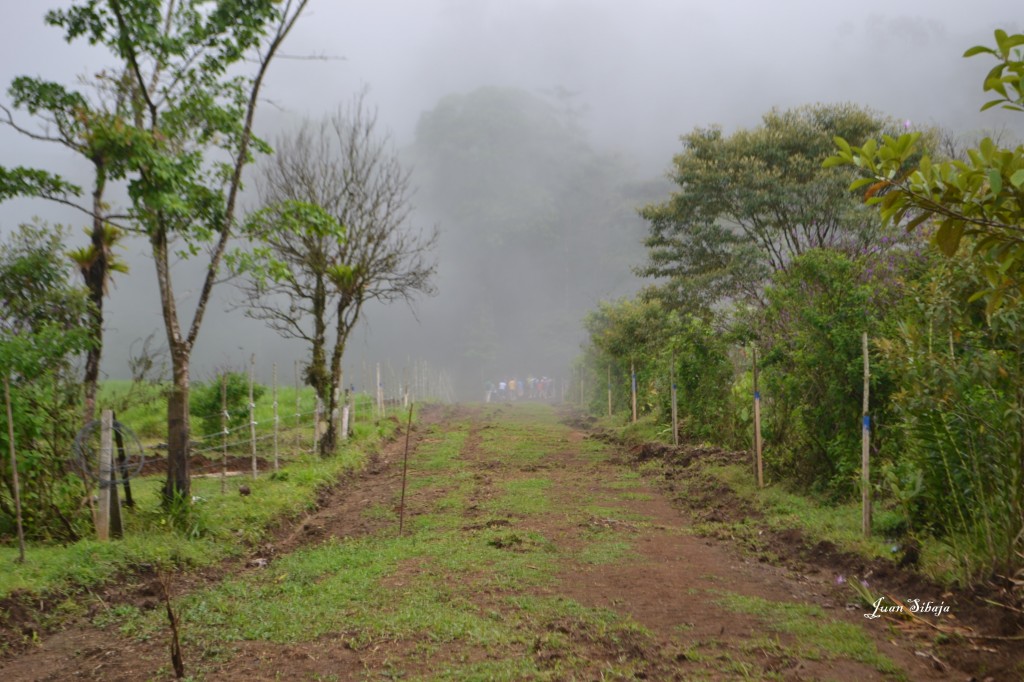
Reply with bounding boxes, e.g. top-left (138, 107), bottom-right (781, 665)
top-left (1, 0), bottom-right (1021, 383)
